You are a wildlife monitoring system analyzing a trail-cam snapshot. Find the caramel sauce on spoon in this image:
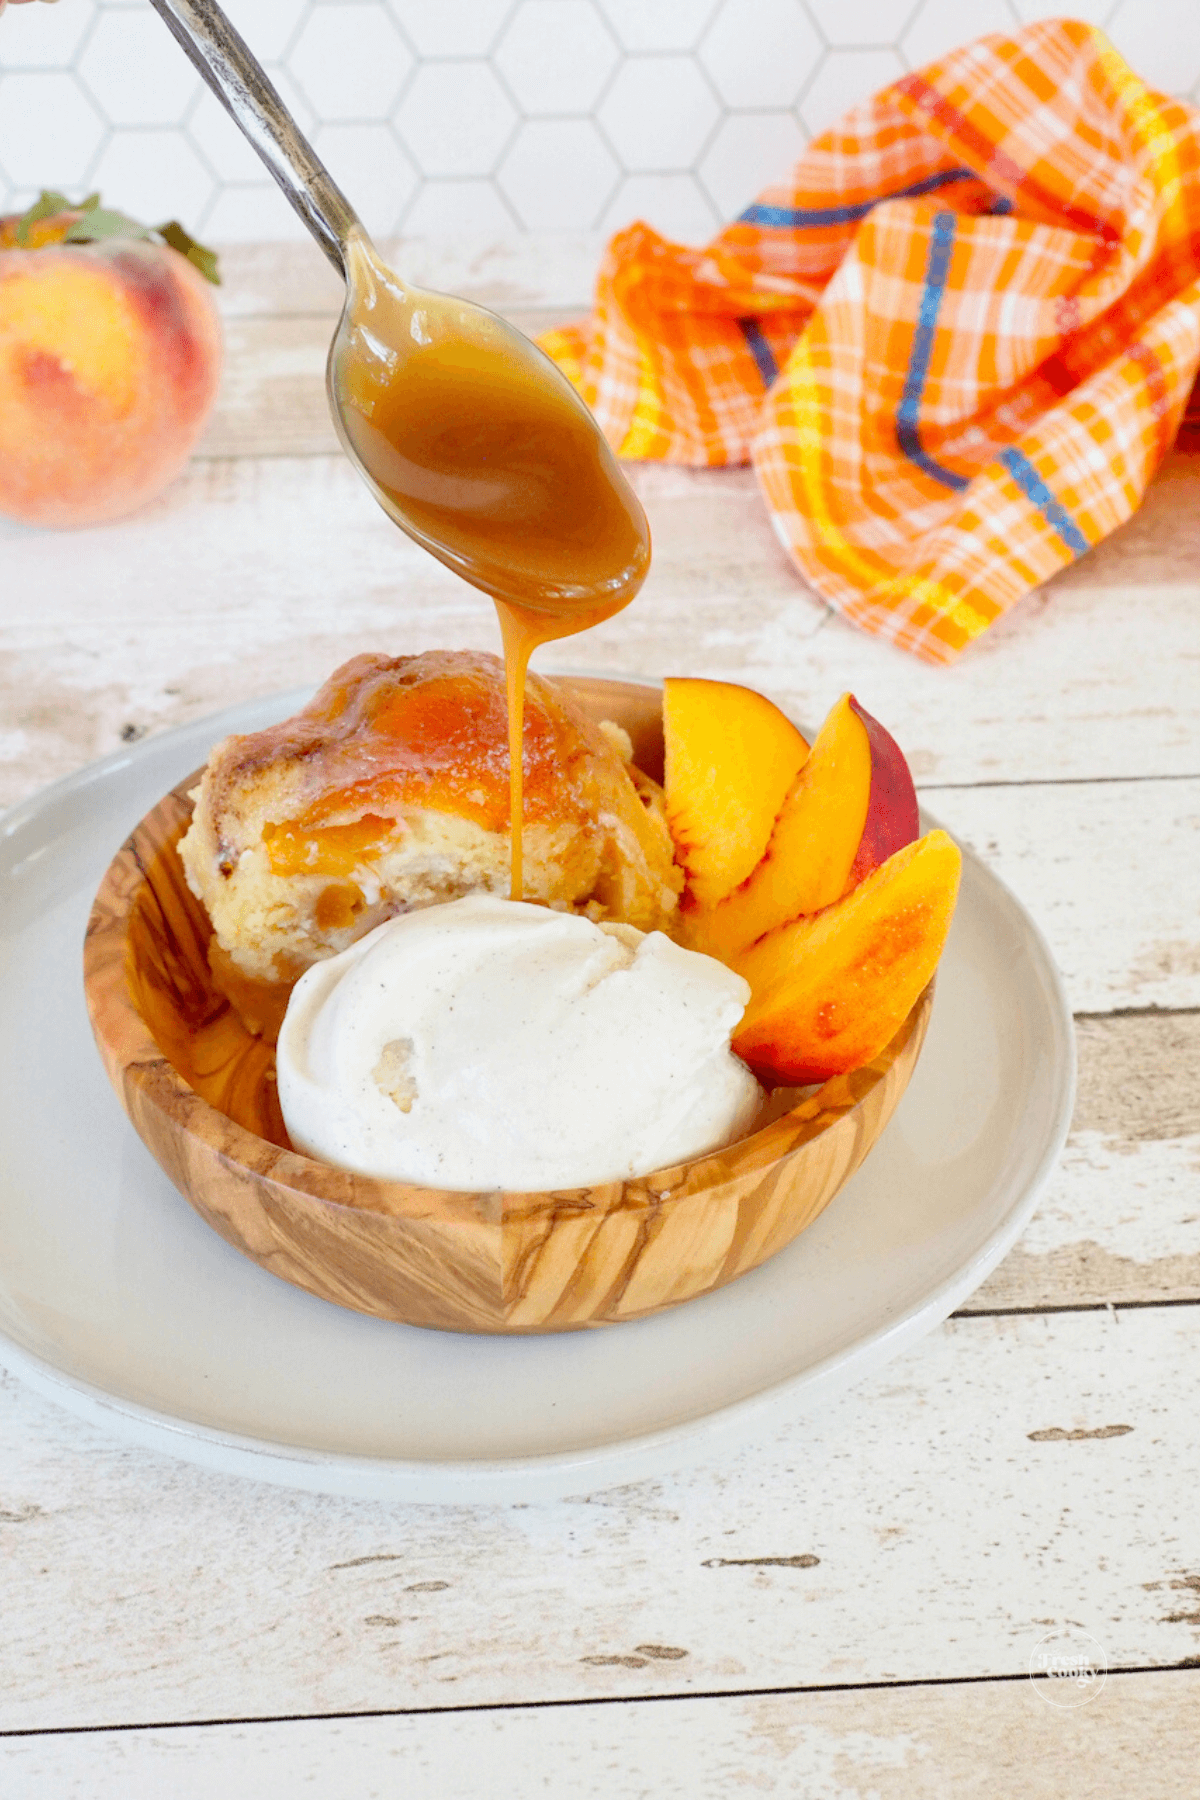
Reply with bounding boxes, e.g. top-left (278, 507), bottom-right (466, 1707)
top-left (329, 233), bottom-right (650, 897)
